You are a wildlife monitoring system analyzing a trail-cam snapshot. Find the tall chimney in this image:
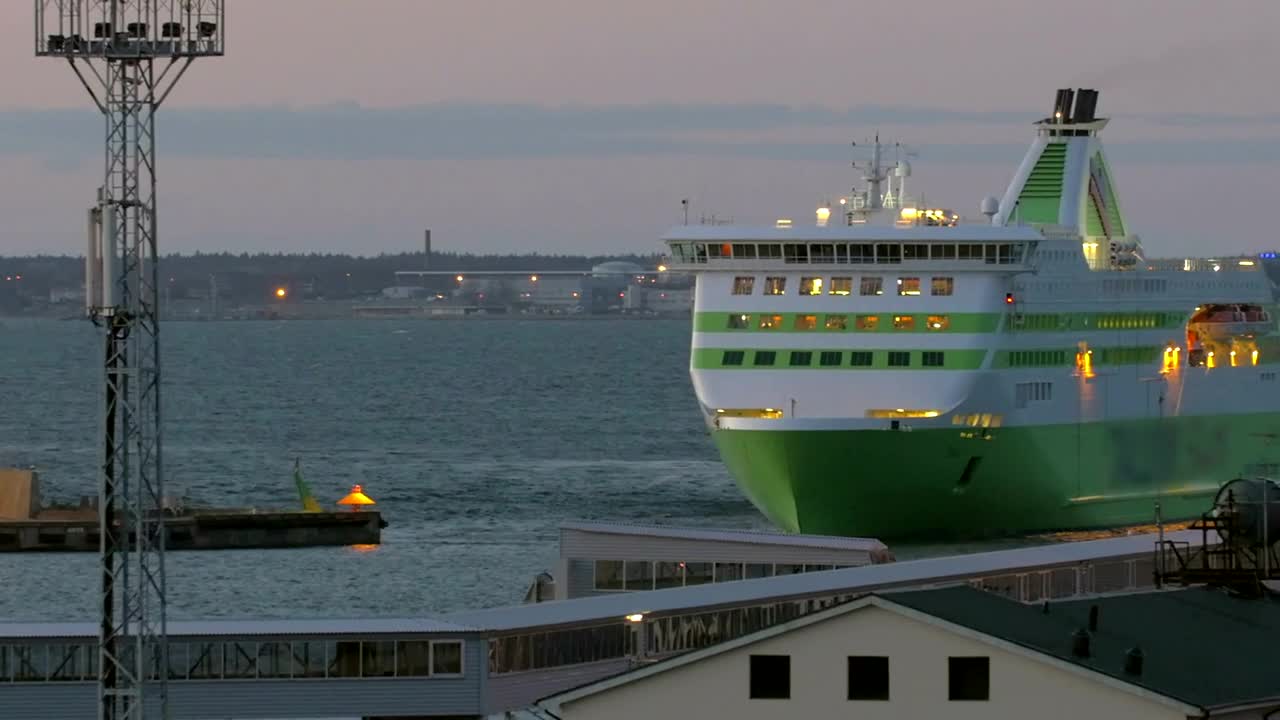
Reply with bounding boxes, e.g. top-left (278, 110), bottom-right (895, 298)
top-left (424, 229), bottom-right (432, 270)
